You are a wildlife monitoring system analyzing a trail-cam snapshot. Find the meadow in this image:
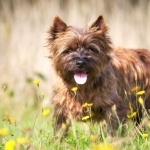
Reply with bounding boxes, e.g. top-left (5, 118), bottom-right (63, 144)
top-left (0, 0), bottom-right (150, 149)
top-left (1, 81), bottom-right (150, 150)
